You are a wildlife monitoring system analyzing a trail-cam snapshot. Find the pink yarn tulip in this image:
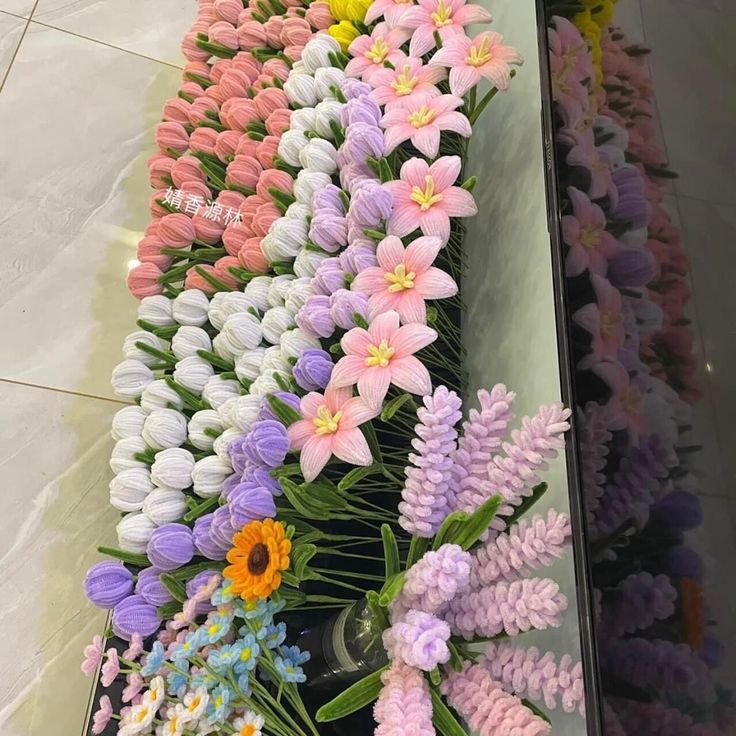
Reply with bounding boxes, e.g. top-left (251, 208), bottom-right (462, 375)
top-left (252, 201), bottom-right (280, 236)
top-left (163, 97), bottom-right (192, 124)
top-left (81, 634), bottom-right (104, 676)
top-left (482, 642), bottom-right (585, 715)
top-left (262, 57), bottom-right (291, 82)
top-left (222, 98), bottom-right (259, 131)
top-left (193, 212), bottom-right (226, 244)
top-left (215, 129), bottom-right (243, 162)
top-left (370, 57), bottom-right (445, 110)
top-left (209, 20), bottom-right (239, 49)
top-left (329, 309), bottom-right (436, 409)
top-left (155, 121), bottom-right (190, 153)
top-left (183, 60), bottom-right (211, 83)
top-left (214, 0), bottom-right (243, 24)
top-left (226, 154), bottom-right (262, 190)
top-left (220, 68), bottom-right (252, 98)
top-left (128, 262), bottom-right (164, 299)
top-left (222, 222), bottom-right (250, 256)
top-left (385, 155), bottom-right (477, 245)
top-left (188, 96), bottom-right (220, 126)
top-left (445, 577), bottom-right (568, 639)
top-left (442, 664), bottom-right (551, 736)
top-left (352, 234), bottom-right (457, 324)
top-left (238, 21), bottom-right (268, 50)
top-left (138, 237), bottom-right (172, 270)
top-left (239, 238), bottom-right (269, 273)
top-left (374, 661), bottom-right (434, 736)
top-left (401, 0), bottom-right (492, 57)
top-left (431, 30), bottom-right (523, 97)
top-left (346, 23), bottom-right (411, 83)
top-left (179, 80), bottom-right (206, 99)
top-left (180, 180), bottom-right (213, 204)
top-left (257, 169), bottom-right (293, 200)
top-left (182, 31), bottom-right (211, 62)
top-left (287, 386), bottom-right (379, 482)
top-left (214, 256), bottom-right (243, 287)
top-left (280, 17), bottom-right (312, 47)
top-left (256, 136), bottom-right (280, 169)
top-left (210, 58), bottom-right (232, 84)
top-left (171, 155), bottom-right (207, 188)
top-left (265, 108), bottom-right (292, 136)
top-left (254, 87), bottom-right (290, 119)
top-left (91, 695), bottom-right (113, 735)
top-left (205, 83), bottom-right (230, 106)
top-left (232, 51), bottom-right (262, 81)
top-left (189, 126), bottom-right (219, 155)
top-left (149, 189), bottom-right (170, 220)
top-left (147, 153), bottom-right (176, 188)
top-left (236, 135), bottom-right (261, 158)
top-left (100, 648), bottom-right (120, 687)
top-left (263, 17), bottom-right (286, 48)
top-left (185, 265), bottom-right (218, 293)
top-left (305, 1), bottom-right (334, 30)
